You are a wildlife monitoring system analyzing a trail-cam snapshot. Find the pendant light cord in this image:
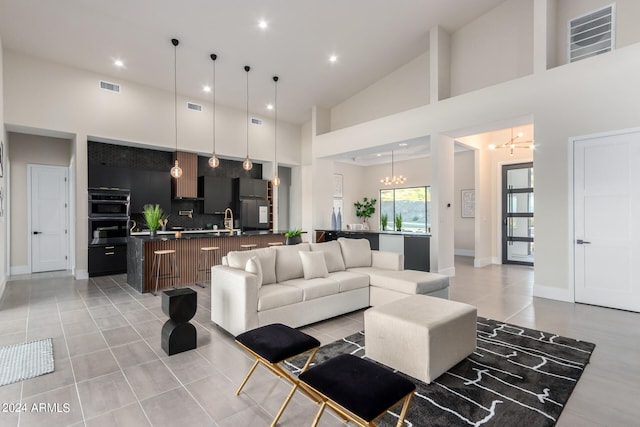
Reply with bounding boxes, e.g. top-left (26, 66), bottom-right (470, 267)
top-left (274, 76), bottom-right (278, 168)
top-left (173, 39), bottom-right (178, 152)
top-left (246, 66), bottom-right (250, 156)
top-left (212, 54), bottom-right (216, 153)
